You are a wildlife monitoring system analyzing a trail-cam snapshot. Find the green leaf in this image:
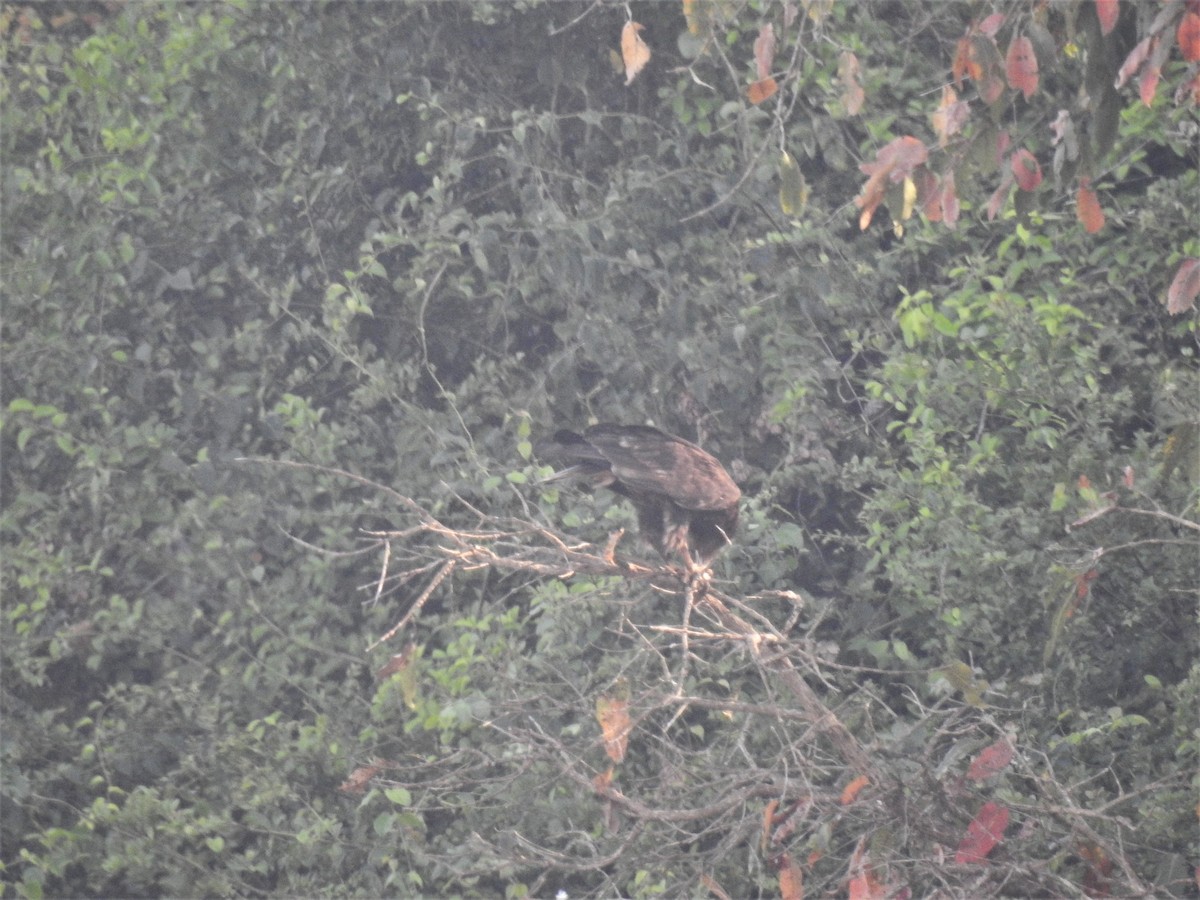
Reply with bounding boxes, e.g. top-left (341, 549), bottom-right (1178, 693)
top-left (384, 786), bottom-right (412, 806)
